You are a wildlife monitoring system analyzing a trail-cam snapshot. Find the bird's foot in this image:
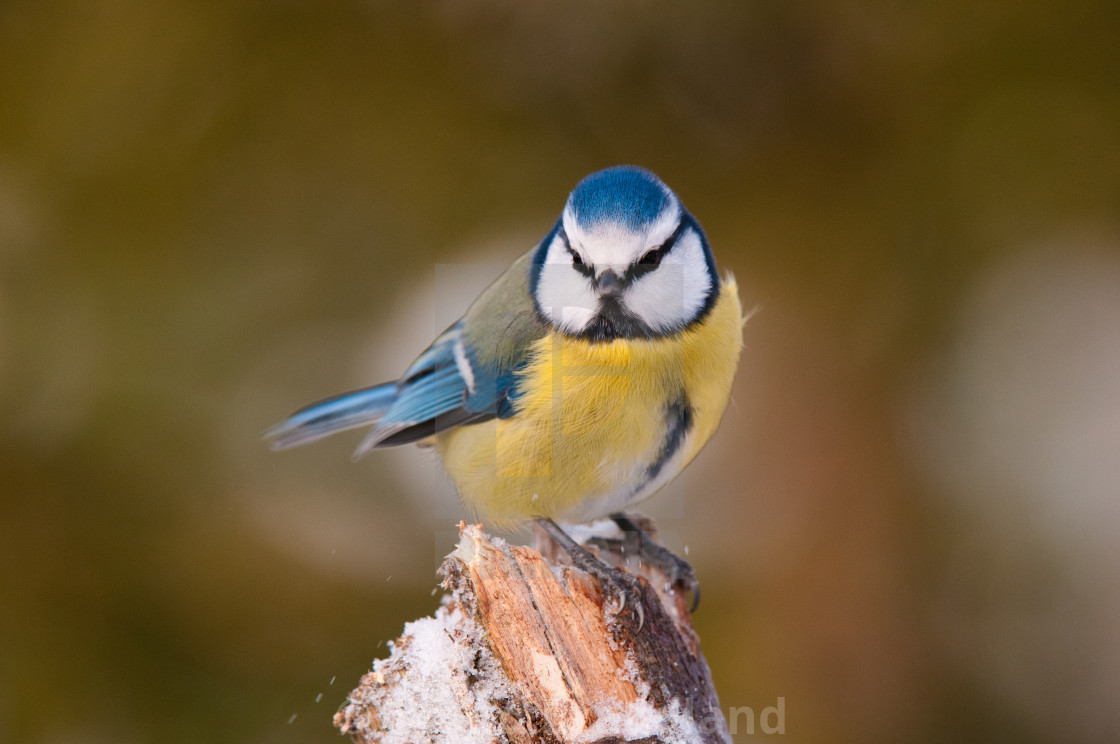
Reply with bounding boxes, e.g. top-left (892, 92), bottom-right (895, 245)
top-left (586, 513), bottom-right (700, 613)
top-left (534, 517), bottom-right (646, 630)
